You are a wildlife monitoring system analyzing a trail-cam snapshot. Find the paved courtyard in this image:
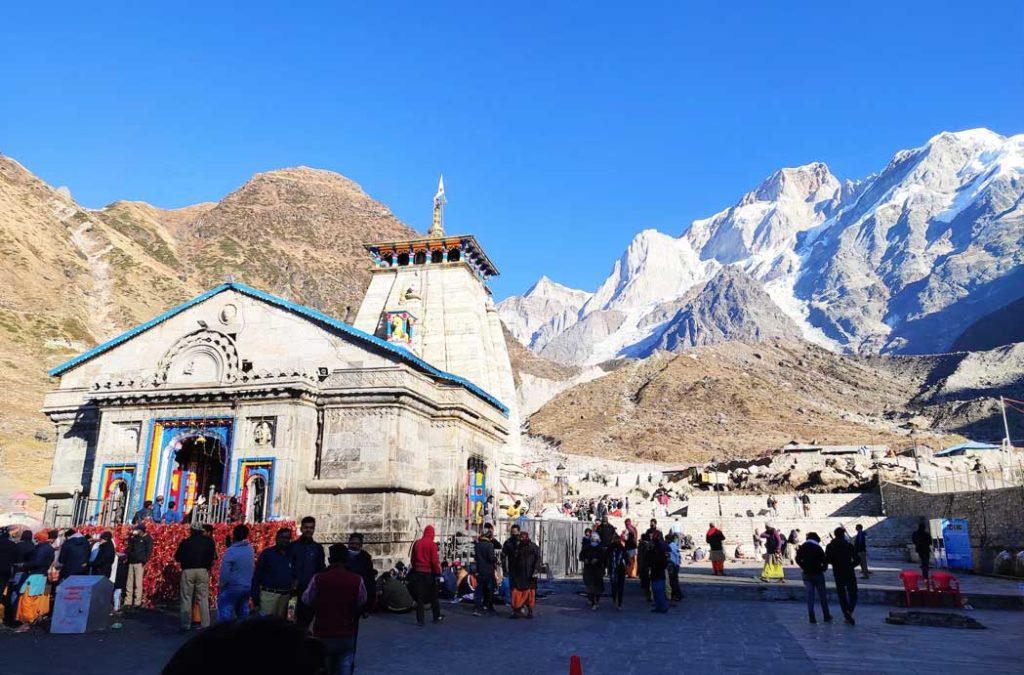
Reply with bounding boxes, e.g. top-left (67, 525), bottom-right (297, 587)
top-left (3, 580), bottom-right (1022, 674)
top-left (676, 557), bottom-right (1023, 599)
